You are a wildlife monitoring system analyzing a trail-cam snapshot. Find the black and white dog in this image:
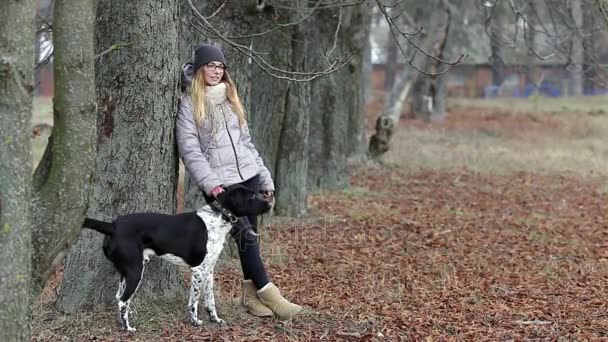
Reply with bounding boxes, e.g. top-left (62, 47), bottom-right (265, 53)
top-left (82, 184), bottom-right (272, 332)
